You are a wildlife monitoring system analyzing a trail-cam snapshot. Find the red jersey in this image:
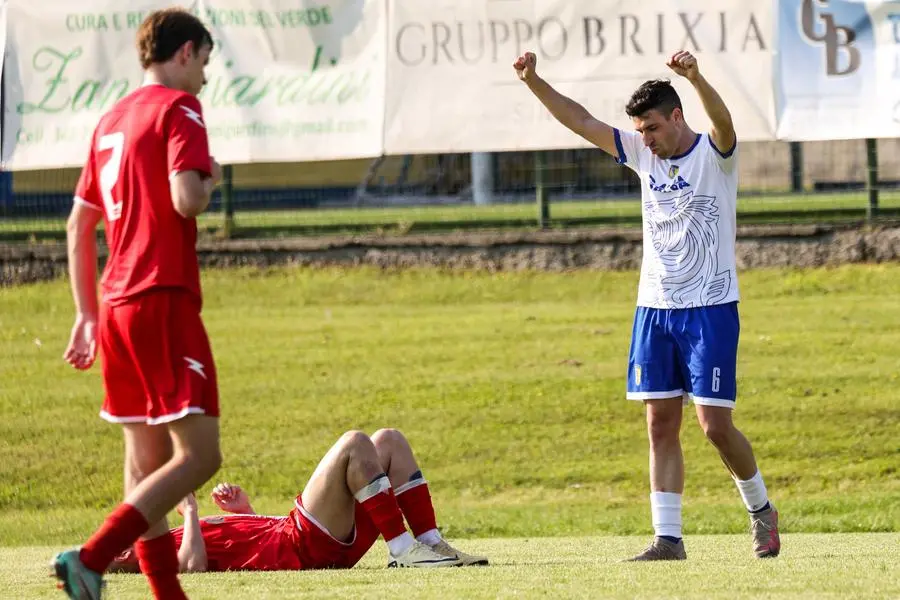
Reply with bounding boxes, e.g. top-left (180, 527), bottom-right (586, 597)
top-left (75, 84), bottom-right (212, 307)
top-left (179, 515), bottom-right (302, 571)
top-left (114, 514), bottom-right (301, 572)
